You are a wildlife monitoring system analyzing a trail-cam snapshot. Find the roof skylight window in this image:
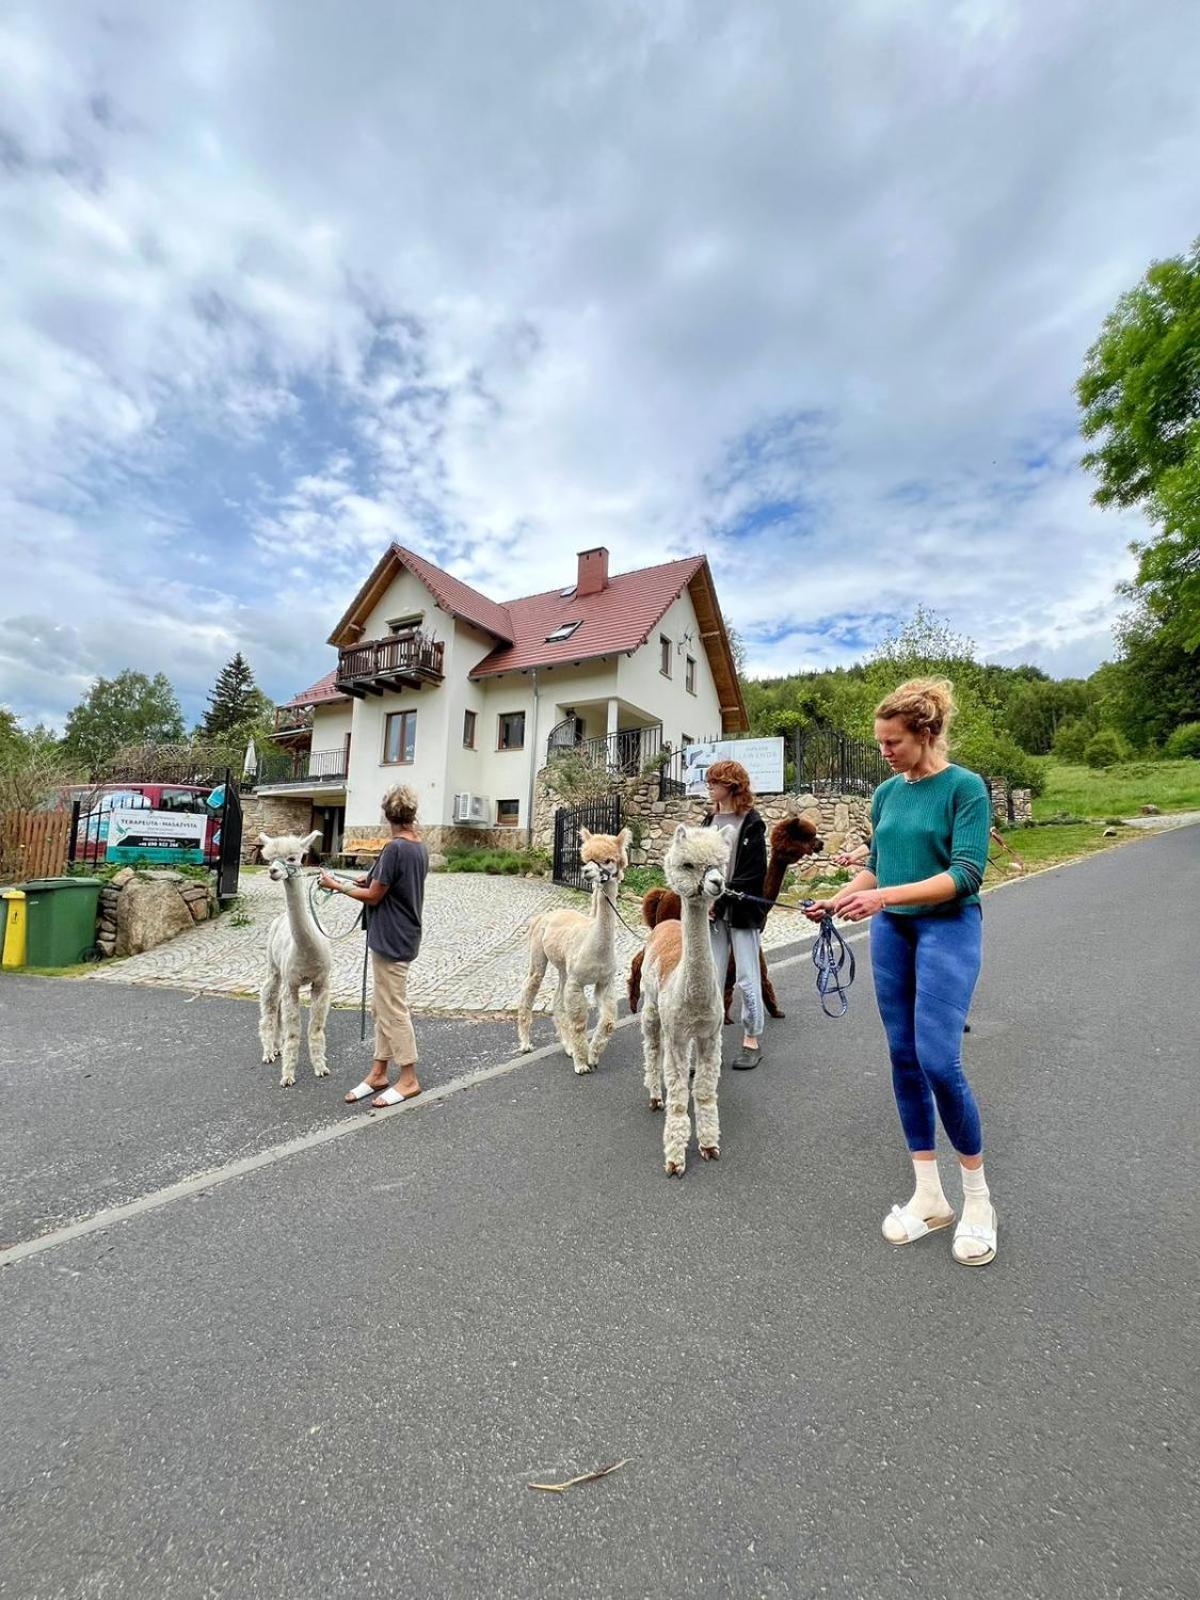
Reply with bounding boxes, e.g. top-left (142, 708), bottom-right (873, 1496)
top-left (545, 619), bottom-right (583, 643)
